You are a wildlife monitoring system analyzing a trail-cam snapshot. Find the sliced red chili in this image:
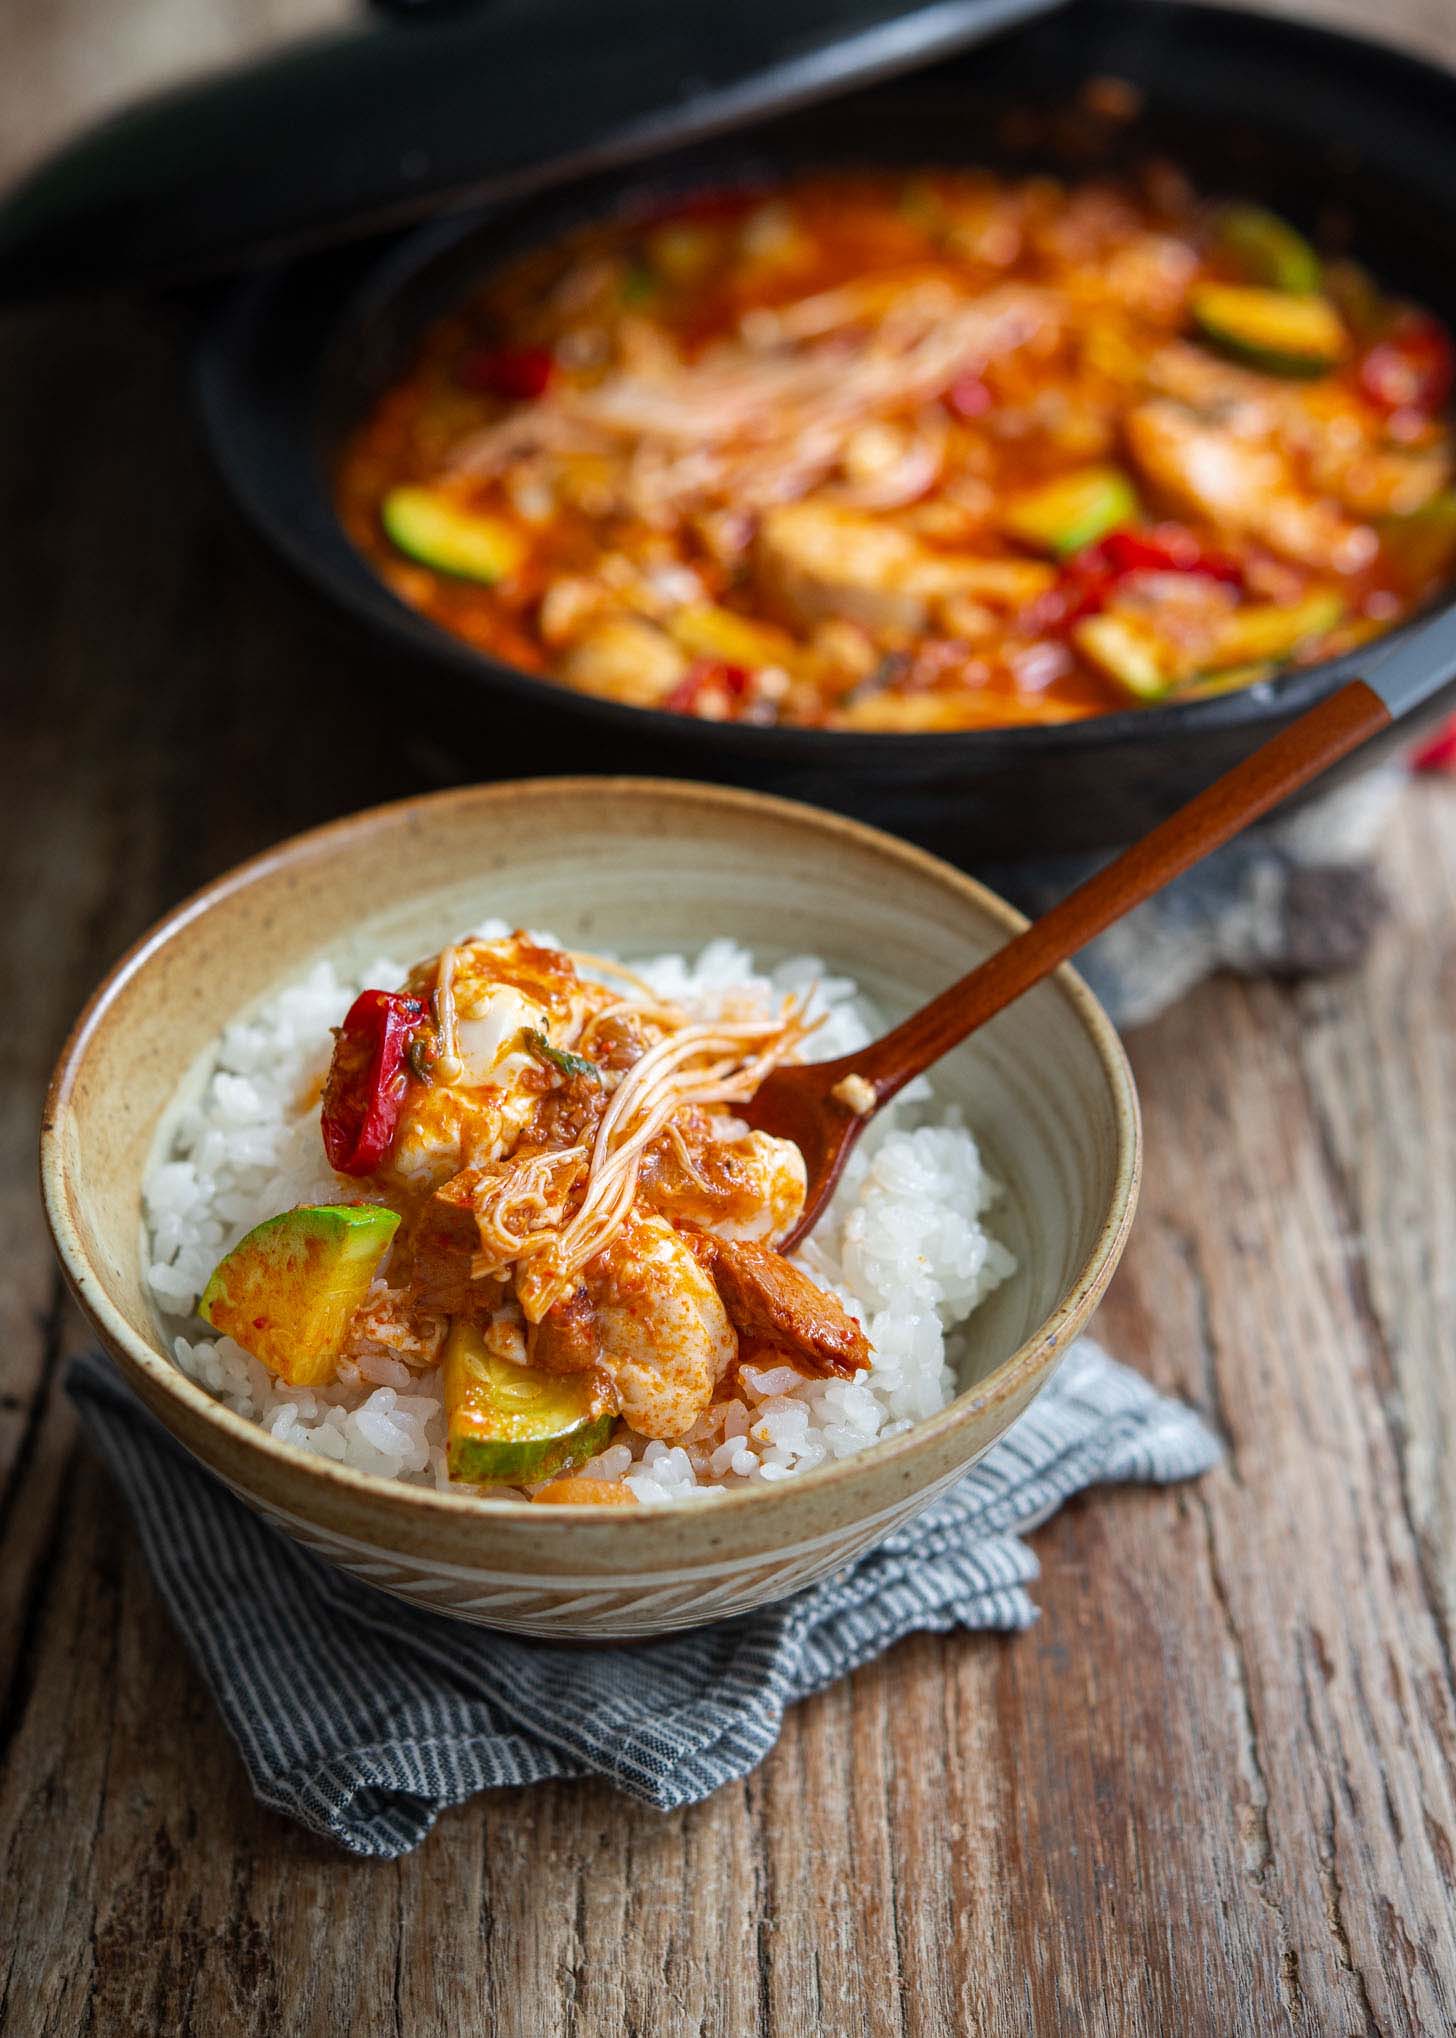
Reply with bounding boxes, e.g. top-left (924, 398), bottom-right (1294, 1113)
top-left (1078, 527), bottom-right (1243, 584)
top-left (1054, 523), bottom-right (1244, 627)
top-left (1052, 565), bottom-right (1118, 628)
top-left (663, 659), bottom-right (752, 717)
top-left (321, 989), bottom-right (427, 1177)
top-left (458, 345), bottom-right (556, 401)
top-left (1358, 313), bottom-right (1455, 416)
